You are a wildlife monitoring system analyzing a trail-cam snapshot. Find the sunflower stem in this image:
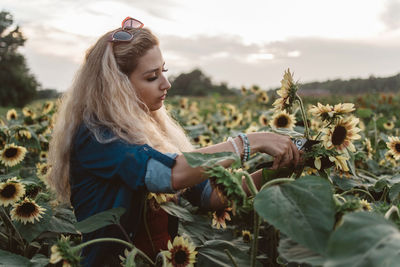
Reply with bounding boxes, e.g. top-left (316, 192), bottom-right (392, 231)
top-left (260, 178), bottom-right (295, 192)
top-left (339, 188), bottom-right (375, 202)
top-left (224, 249), bottom-right (239, 267)
top-left (296, 94), bottom-right (310, 139)
top-left (356, 168), bottom-right (378, 179)
top-left (243, 172), bottom-right (258, 197)
top-left (74, 238), bottom-right (155, 266)
top-left (250, 212), bottom-right (261, 267)
top-left (0, 207), bottom-right (24, 248)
